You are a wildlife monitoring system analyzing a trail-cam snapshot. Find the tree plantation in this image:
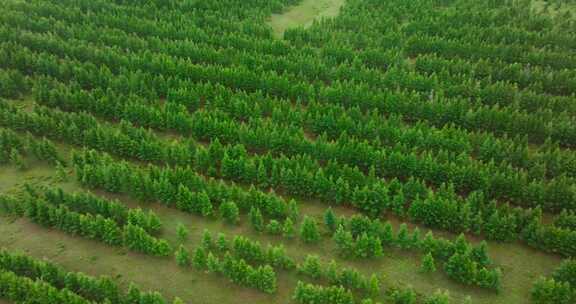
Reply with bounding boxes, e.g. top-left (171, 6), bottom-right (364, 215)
top-left (0, 0), bottom-right (575, 303)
